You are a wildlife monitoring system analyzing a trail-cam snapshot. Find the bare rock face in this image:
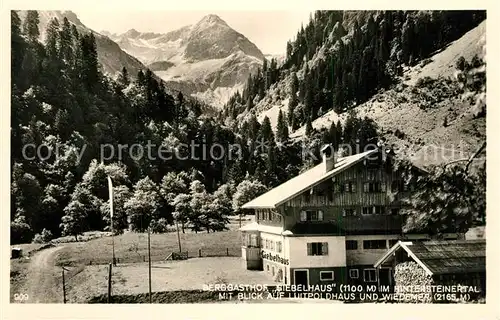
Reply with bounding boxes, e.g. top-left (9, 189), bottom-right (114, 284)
top-left (107, 14), bottom-right (265, 108)
top-left (21, 10), bottom-right (266, 108)
top-left (183, 14), bottom-right (264, 62)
